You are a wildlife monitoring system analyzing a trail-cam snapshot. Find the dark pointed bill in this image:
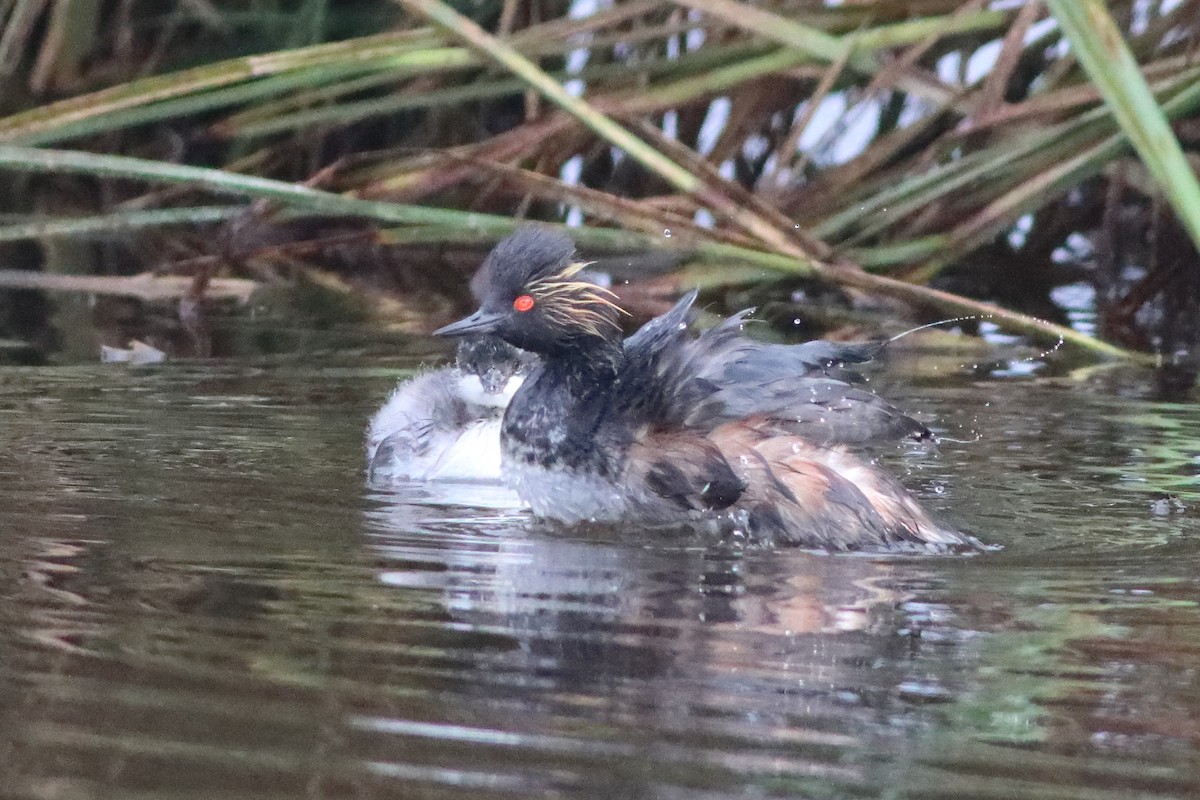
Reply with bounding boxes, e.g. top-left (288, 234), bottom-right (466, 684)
top-left (433, 309), bottom-right (504, 337)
